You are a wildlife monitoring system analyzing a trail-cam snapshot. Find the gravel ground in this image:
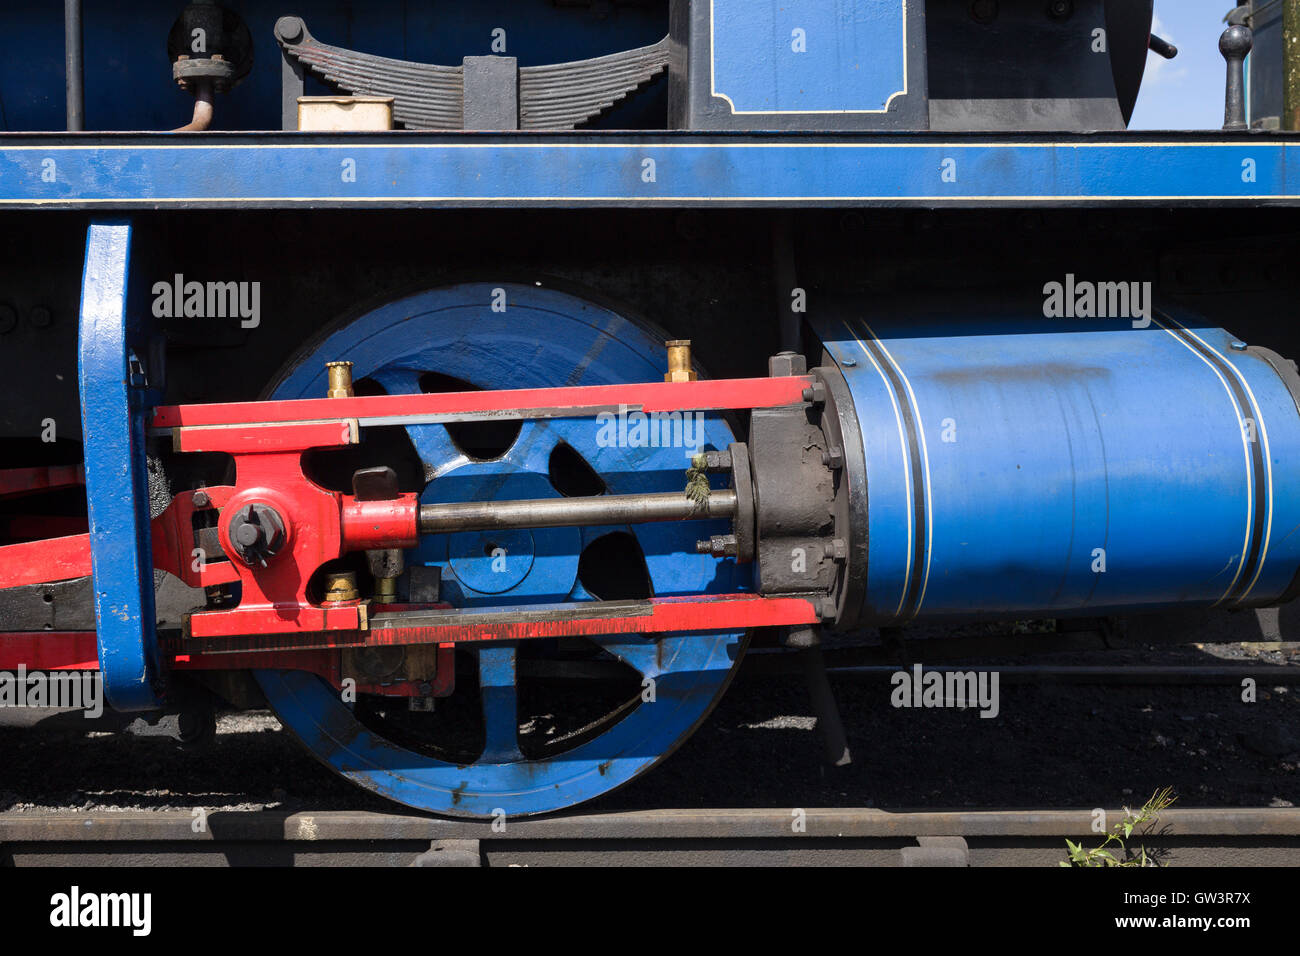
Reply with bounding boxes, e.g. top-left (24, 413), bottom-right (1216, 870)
top-left (0, 640), bottom-right (1296, 816)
